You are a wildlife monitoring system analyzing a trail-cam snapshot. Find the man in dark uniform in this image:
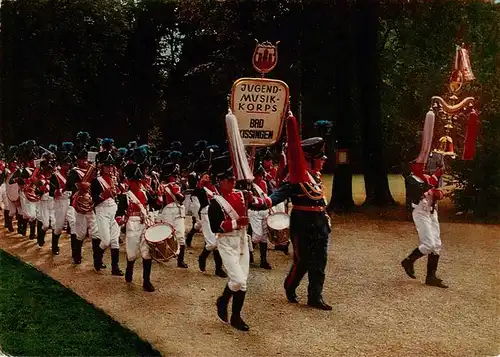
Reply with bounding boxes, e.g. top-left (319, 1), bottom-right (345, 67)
top-left (261, 114), bottom-right (332, 310)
